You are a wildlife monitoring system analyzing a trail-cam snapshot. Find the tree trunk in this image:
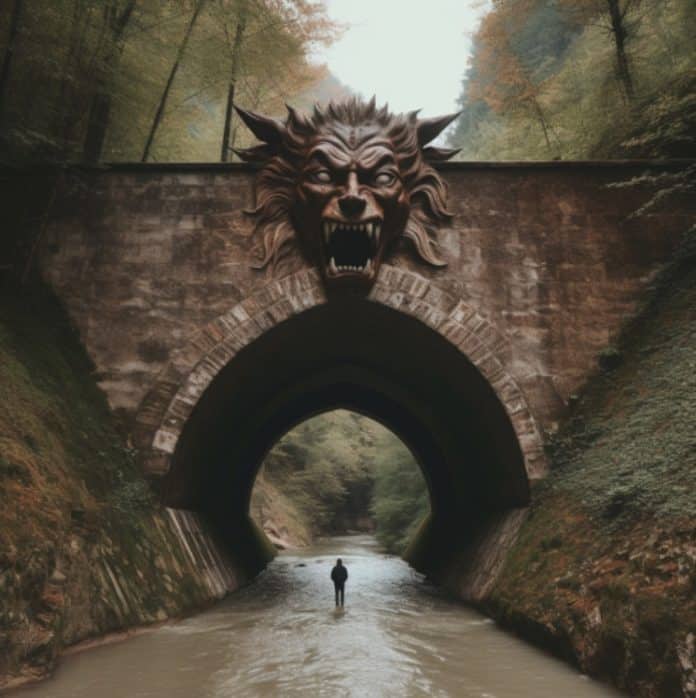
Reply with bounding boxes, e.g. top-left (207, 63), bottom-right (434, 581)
top-left (55, 0), bottom-right (89, 156)
top-left (531, 98), bottom-right (553, 153)
top-left (142, 0), bottom-right (207, 162)
top-left (83, 0), bottom-right (136, 163)
top-left (0, 0), bottom-right (24, 124)
top-left (221, 9), bottom-right (248, 162)
top-left (83, 91), bottom-right (113, 163)
top-left (606, 0), bottom-right (634, 100)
